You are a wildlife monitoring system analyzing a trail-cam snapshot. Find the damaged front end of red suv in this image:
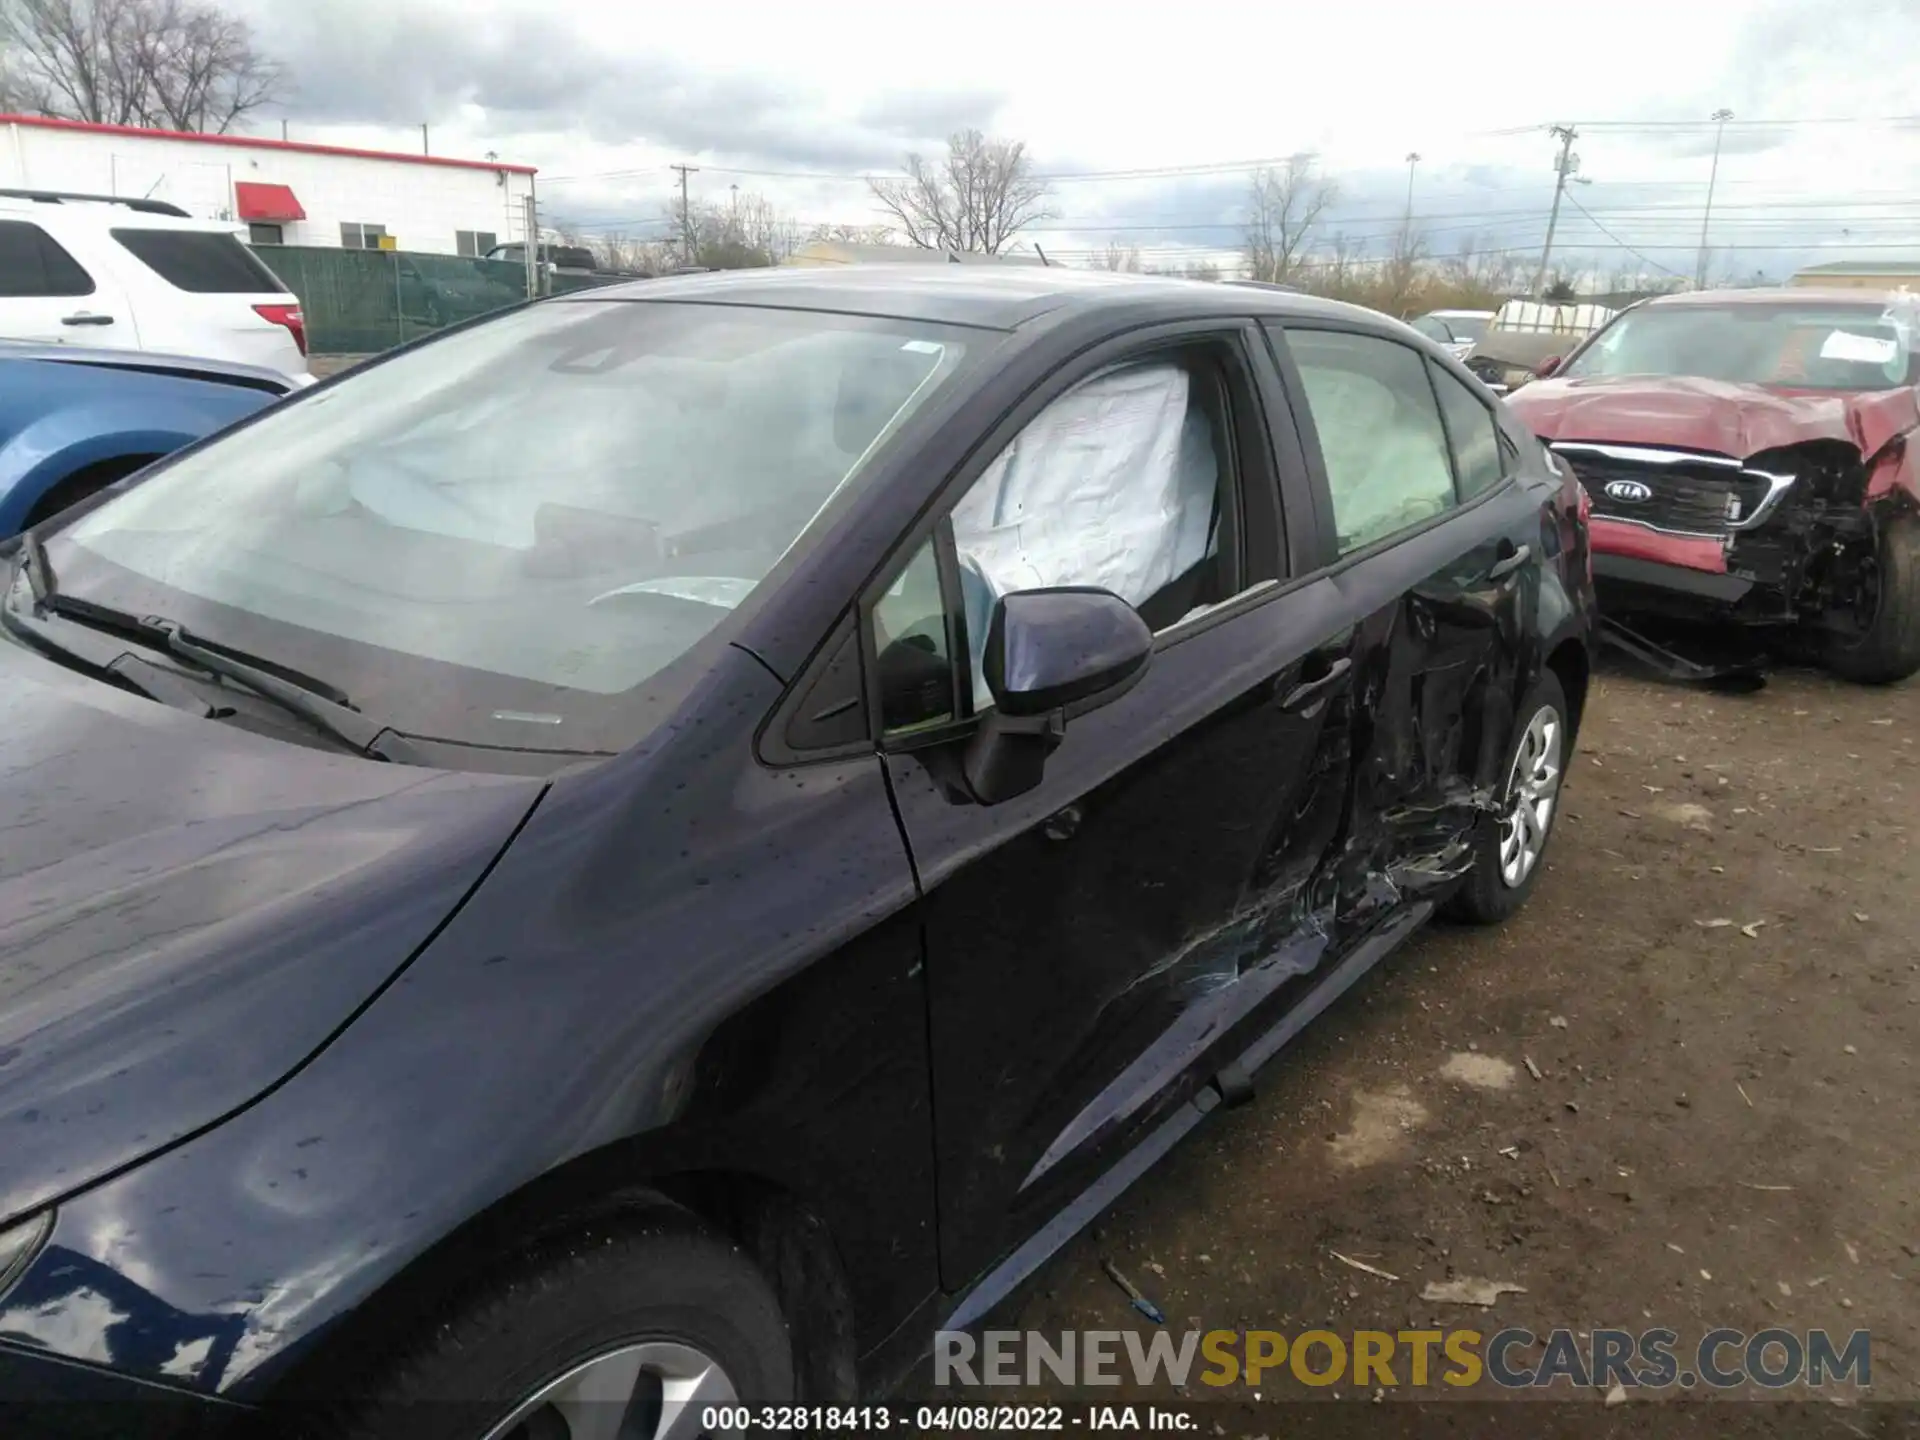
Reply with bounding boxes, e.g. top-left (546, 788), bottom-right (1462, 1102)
top-left (1509, 372), bottom-right (1920, 684)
